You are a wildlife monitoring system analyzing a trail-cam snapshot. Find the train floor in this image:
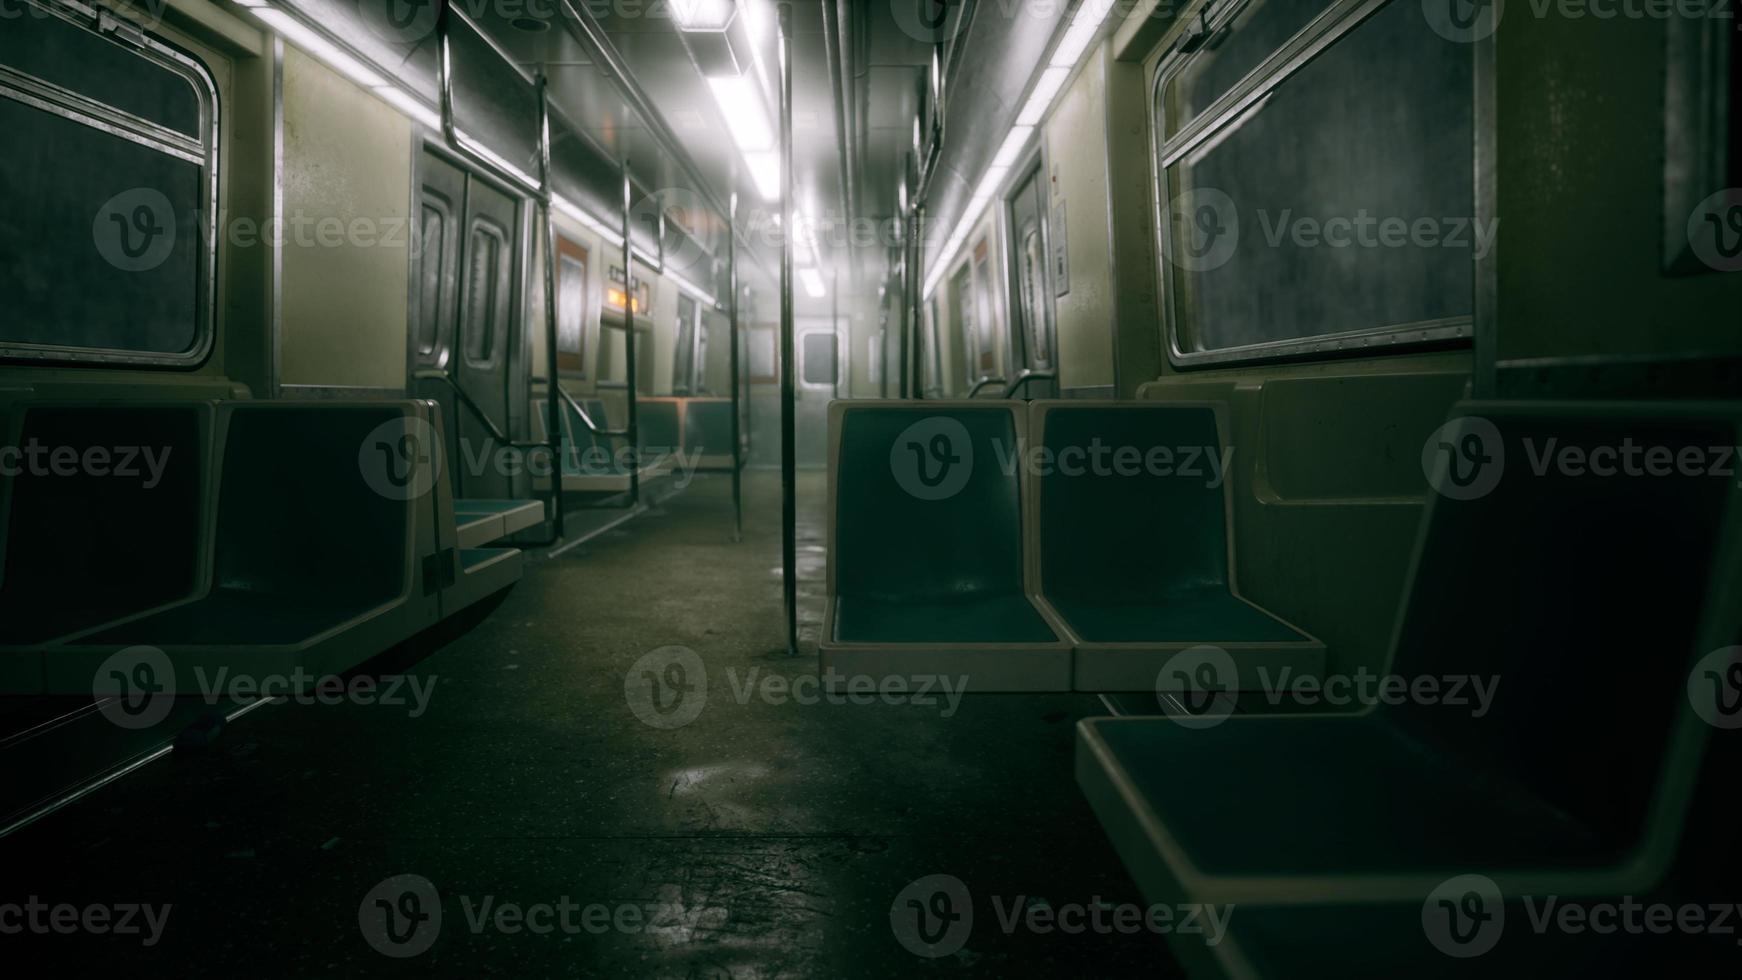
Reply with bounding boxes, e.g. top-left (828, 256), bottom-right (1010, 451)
top-left (2, 470), bottom-right (1173, 977)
